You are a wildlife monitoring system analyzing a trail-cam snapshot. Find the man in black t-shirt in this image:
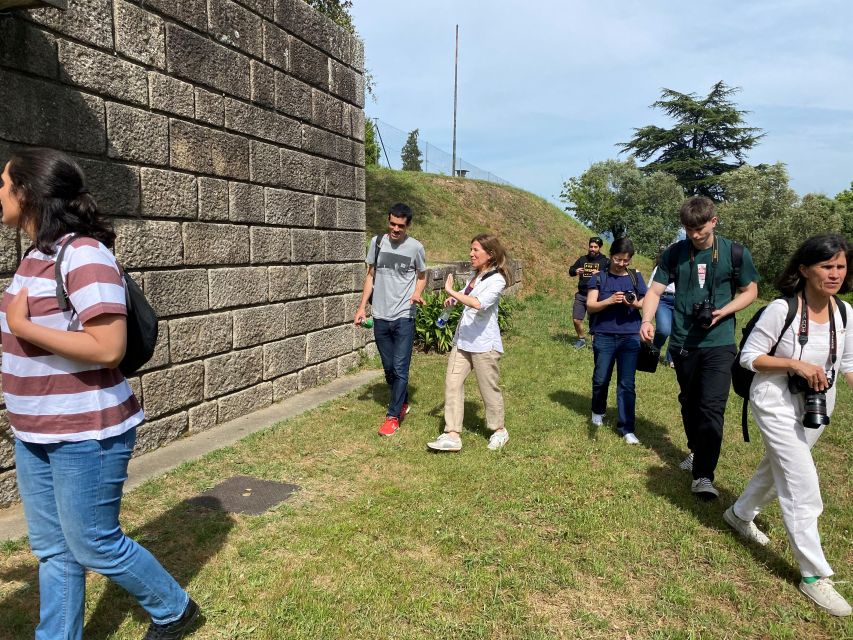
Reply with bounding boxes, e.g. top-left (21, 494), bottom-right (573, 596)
top-left (569, 236), bottom-right (609, 348)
